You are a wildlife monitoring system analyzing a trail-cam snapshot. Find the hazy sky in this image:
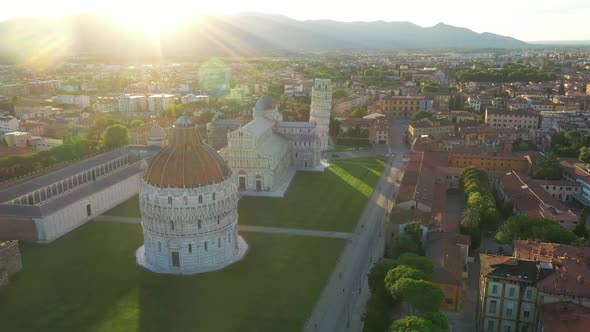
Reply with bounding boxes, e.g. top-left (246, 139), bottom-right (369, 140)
top-left (1, 0), bottom-right (589, 41)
